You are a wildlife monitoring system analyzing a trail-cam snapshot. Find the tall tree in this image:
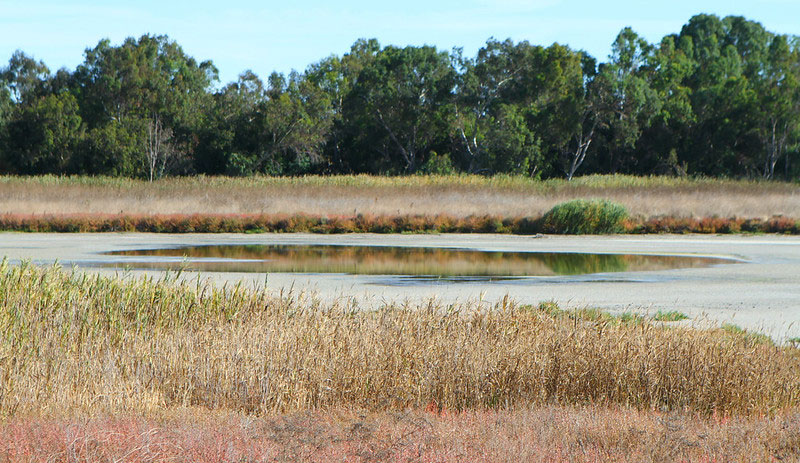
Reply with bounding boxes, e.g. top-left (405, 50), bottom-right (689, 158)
top-left (194, 70), bottom-right (265, 175)
top-left (1, 51), bottom-right (50, 104)
top-left (74, 35), bottom-right (218, 177)
top-left (593, 28), bottom-right (662, 173)
top-left (306, 40), bottom-right (381, 172)
top-left (250, 71), bottom-right (334, 175)
top-left (636, 34), bottom-right (696, 175)
top-left (757, 34), bottom-right (800, 179)
top-left (343, 44), bottom-right (456, 173)
top-left (530, 44), bottom-right (598, 180)
top-left (455, 39), bottom-right (546, 174)
top-left (3, 92), bottom-right (83, 174)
